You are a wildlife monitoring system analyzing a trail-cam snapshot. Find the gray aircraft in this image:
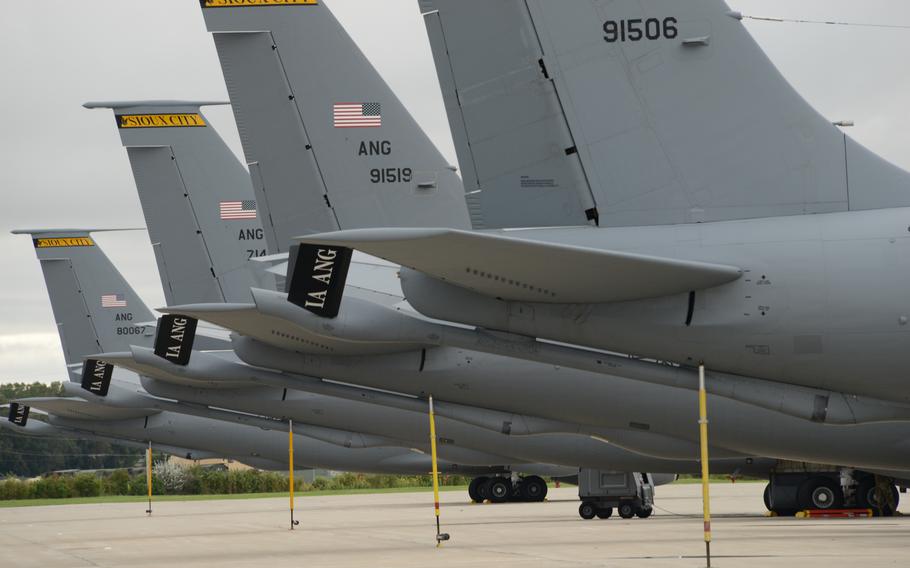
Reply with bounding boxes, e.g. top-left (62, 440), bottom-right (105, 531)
top-left (78, 100), bottom-right (770, 504)
top-left (0, 402), bottom-right (234, 465)
top-left (291, 0), bottom-right (910, 405)
top-left (147, 0), bottom-right (910, 514)
top-left (276, 0), bottom-right (910, 414)
top-left (10, 228), bottom-right (528, 479)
